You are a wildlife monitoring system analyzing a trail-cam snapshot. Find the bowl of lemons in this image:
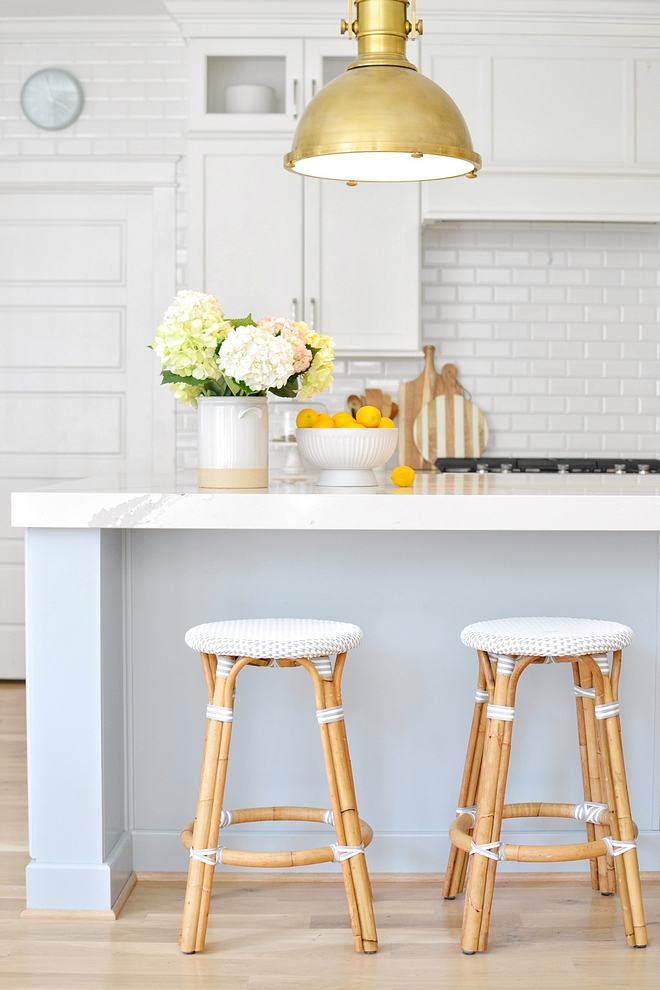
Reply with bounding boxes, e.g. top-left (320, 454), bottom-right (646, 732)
top-left (295, 405), bottom-right (398, 487)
